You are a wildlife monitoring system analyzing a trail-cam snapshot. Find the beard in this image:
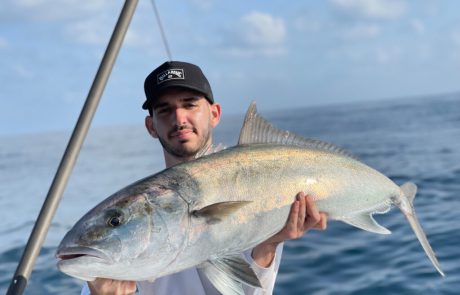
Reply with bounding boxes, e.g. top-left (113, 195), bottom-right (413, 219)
top-left (158, 125), bottom-right (212, 159)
